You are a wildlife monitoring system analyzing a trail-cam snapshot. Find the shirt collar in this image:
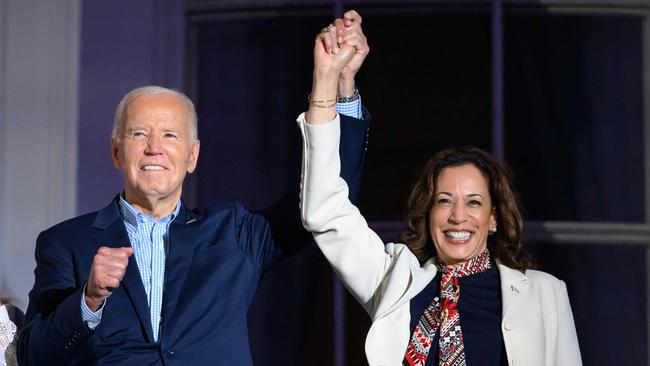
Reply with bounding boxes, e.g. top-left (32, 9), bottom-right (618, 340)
top-left (118, 193), bottom-right (181, 226)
